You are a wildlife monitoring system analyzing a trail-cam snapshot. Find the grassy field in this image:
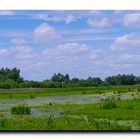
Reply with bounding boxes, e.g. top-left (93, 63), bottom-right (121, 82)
top-left (0, 86), bottom-right (140, 131)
